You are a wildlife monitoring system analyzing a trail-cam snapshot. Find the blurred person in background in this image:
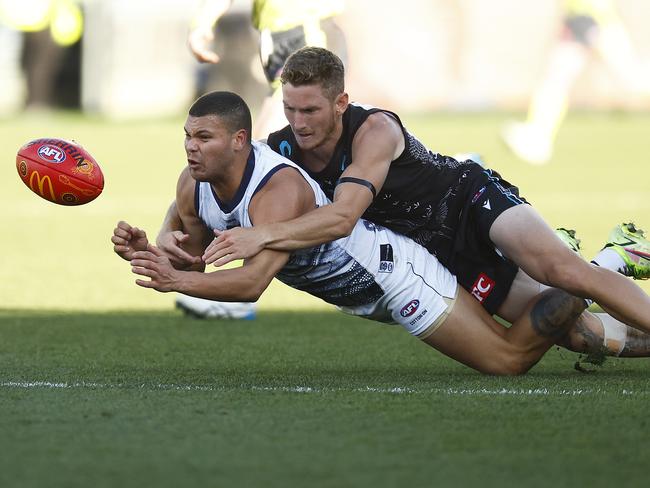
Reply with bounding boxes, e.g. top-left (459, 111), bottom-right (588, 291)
top-left (0, 0), bottom-right (83, 112)
top-left (502, 0), bottom-right (650, 165)
top-left (178, 0), bottom-right (347, 318)
top-left (188, 0), bottom-right (347, 140)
